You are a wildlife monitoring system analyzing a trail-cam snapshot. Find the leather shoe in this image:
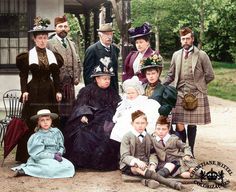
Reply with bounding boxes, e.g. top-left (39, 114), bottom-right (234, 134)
top-left (141, 179), bottom-right (160, 189)
top-left (14, 169), bottom-right (26, 177)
